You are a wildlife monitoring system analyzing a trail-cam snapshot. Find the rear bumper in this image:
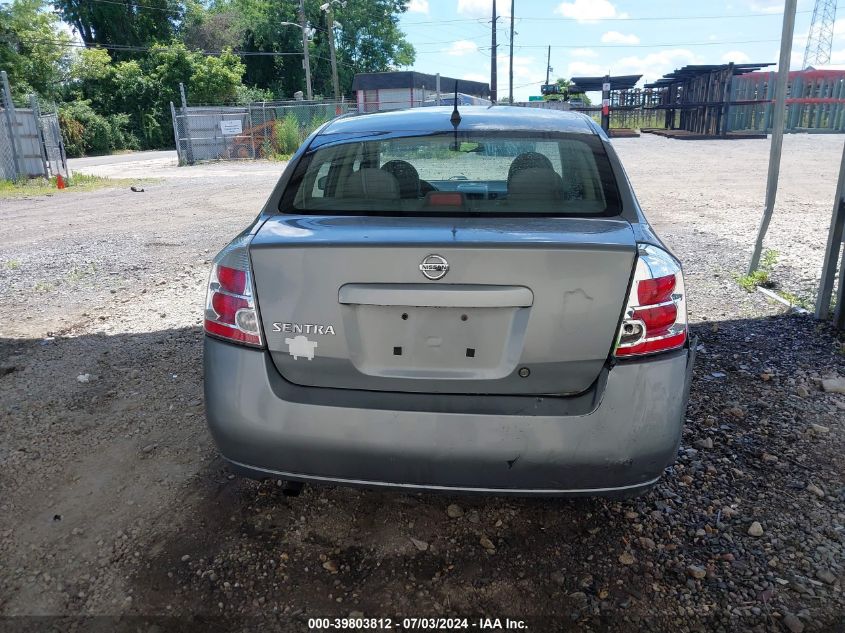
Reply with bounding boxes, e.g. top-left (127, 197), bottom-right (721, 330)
top-left (204, 336), bottom-right (694, 496)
